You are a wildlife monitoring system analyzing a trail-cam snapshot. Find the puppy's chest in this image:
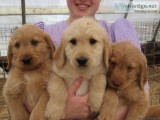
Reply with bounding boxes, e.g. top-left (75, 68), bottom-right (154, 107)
top-left (56, 69), bottom-right (97, 96)
top-left (23, 73), bottom-right (47, 107)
